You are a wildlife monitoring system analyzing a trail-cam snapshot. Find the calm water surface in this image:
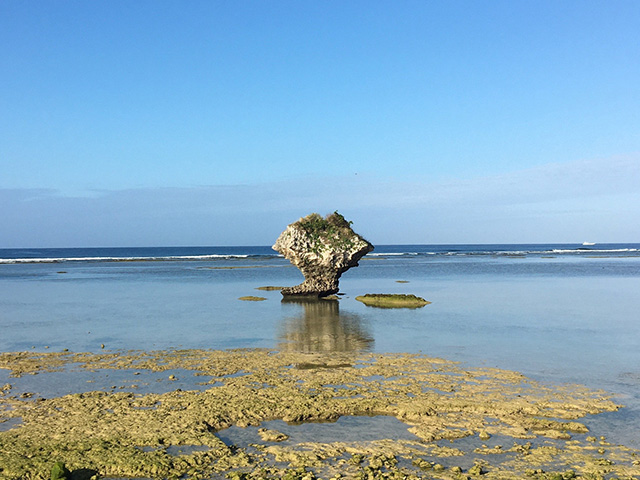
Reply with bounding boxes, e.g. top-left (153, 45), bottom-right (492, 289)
top-left (1, 244), bottom-right (639, 446)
